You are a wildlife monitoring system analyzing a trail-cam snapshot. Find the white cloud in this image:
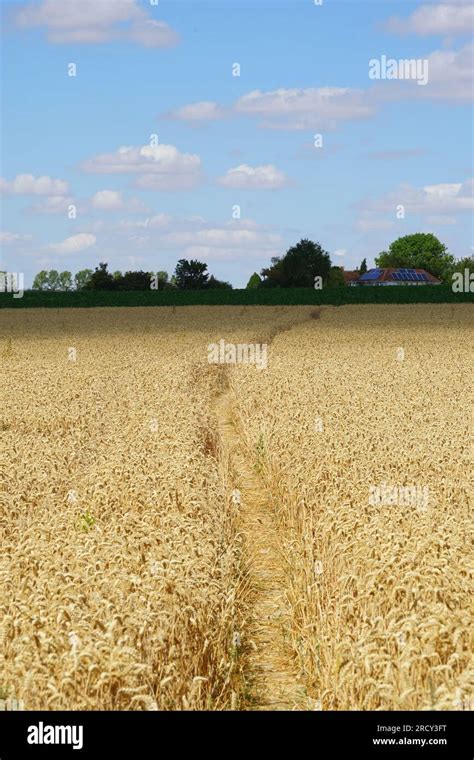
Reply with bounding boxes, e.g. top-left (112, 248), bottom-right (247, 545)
top-left (127, 20), bottom-right (180, 48)
top-left (423, 182), bottom-right (465, 201)
top-left (385, 1), bottom-right (474, 38)
top-left (217, 163), bottom-right (289, 189)
top-left (333, 249), bottom-right (346, 258)
top-left (168, 40), bottom-right (472, 135)
top-left (165, 87), bottom-right (374, 131)
top-left (166, 101), bottom-right (228, 121)
top-left (15, 0), bottom-right (179, 47)
top-left (96, 216), bottom-right (282, 261)
top-left (30, 191), bottom-right (146, 215)
top-left (159, 221), bottom-right (282, 260)
top-left (162, 227), bottom-right (281, 247)
top-left (389, 179), bottom-right (472, 214)
top-left (91, 190), bottom-right (124, 210)
top-left (0, 174), bottom-right (69, 196)
top-left (49, 233), bottom-right (96, 254)
top-left (423, 43), bottom-right (473, 101)
top-left (0, 231), bottom-right (32, 244)
top-left (234, 87), bottom-right (375, 130)
top-left (119, 213), bottom-right (172, 230)
top-left (30, 196), bottom-right (74, 214)
top-left (357, 177), bottom-right (473, 229)
top-left (82, 144), bottom-right (202, 191)
top-left (371, 43), bottom-right (473, 103)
